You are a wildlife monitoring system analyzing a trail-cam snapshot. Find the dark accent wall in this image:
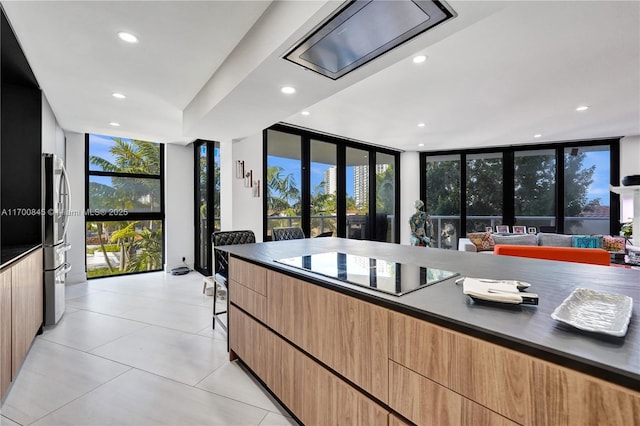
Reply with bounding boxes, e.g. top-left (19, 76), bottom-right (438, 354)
top-left (1, 8), bottom-right (43, 250)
